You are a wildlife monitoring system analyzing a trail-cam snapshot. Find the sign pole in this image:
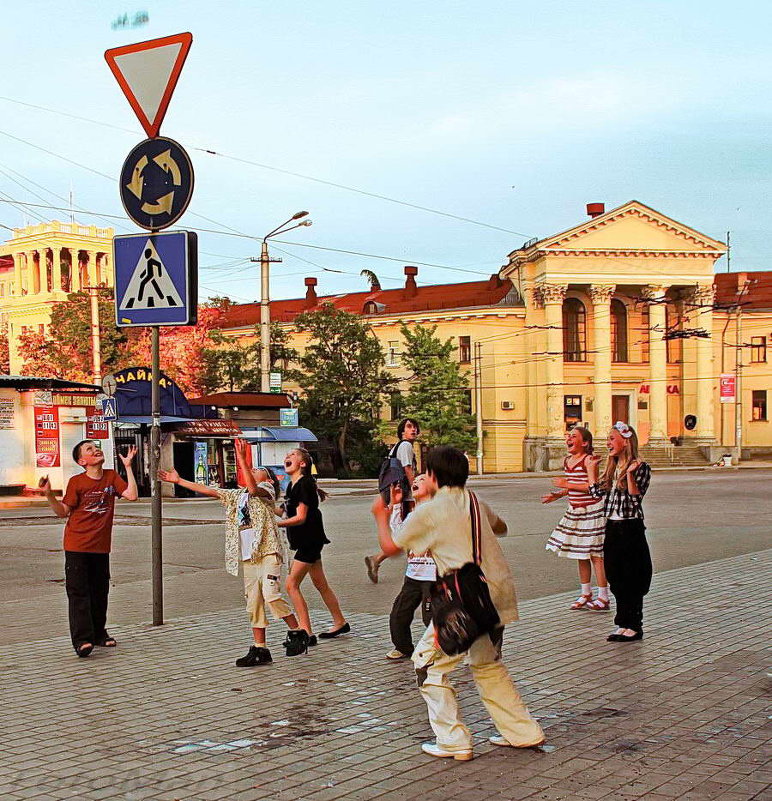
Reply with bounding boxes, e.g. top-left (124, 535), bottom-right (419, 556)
top-left (151, 323), bottom-right (163, 625)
